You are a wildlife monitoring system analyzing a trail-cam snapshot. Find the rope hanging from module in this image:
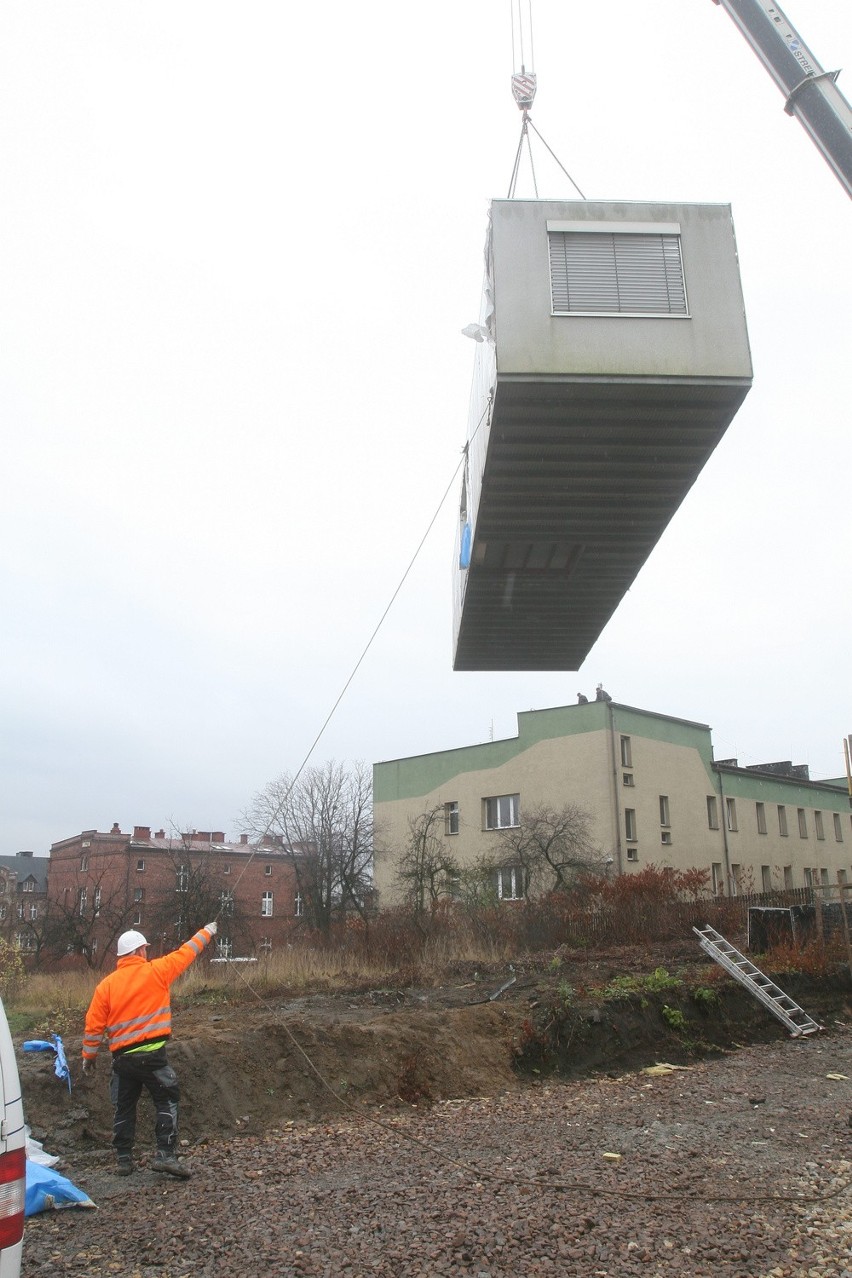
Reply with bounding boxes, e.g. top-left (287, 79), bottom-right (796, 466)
top-left (507, 0), bottom-right (586, 200)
